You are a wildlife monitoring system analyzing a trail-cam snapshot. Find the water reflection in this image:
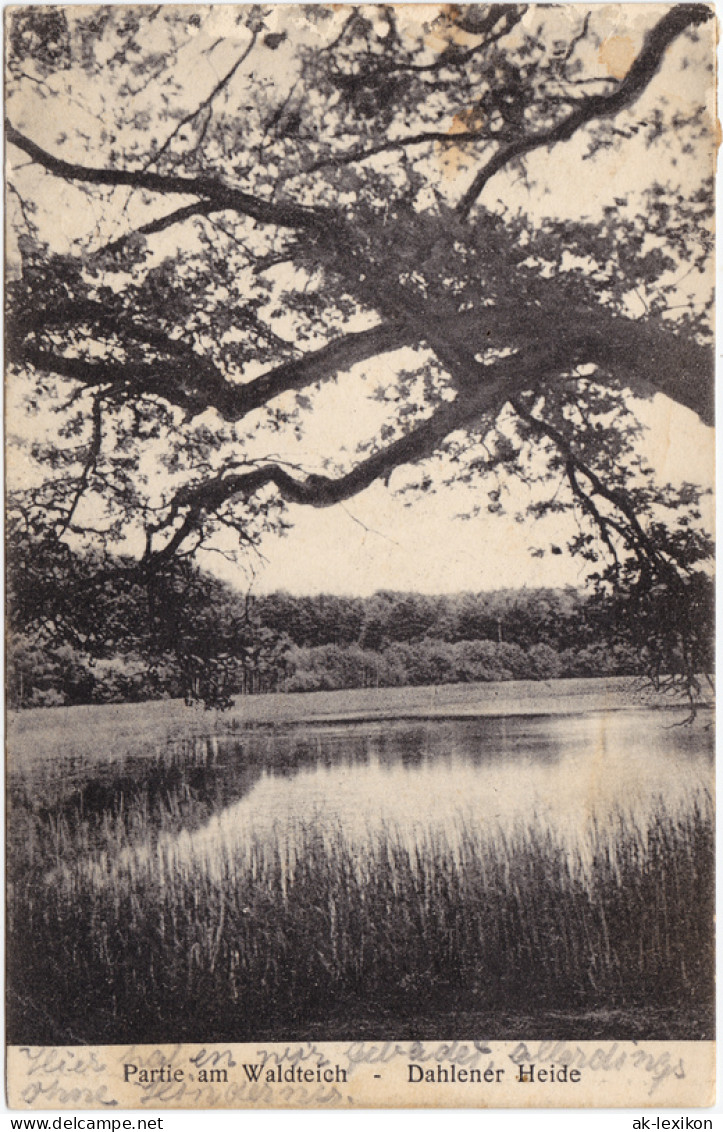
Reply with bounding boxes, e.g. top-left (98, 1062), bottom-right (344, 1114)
top-left (132, 708), bottom-right (712, 876)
